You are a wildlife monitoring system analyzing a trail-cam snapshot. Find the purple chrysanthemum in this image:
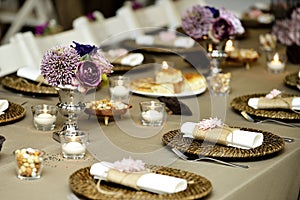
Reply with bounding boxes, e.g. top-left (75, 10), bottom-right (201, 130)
top-left (181, 5), bottom-right (214, 40)
top-left (40, 46), bottom-right (80, 87)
